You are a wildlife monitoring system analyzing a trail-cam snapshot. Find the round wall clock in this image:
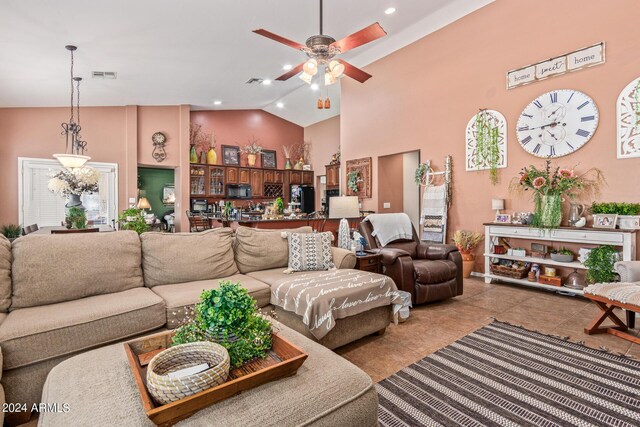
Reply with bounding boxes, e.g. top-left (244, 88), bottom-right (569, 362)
top-left (152, 132), bottom-right (166, 145)
top-left (516, 89), bottom-right (599, 158)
